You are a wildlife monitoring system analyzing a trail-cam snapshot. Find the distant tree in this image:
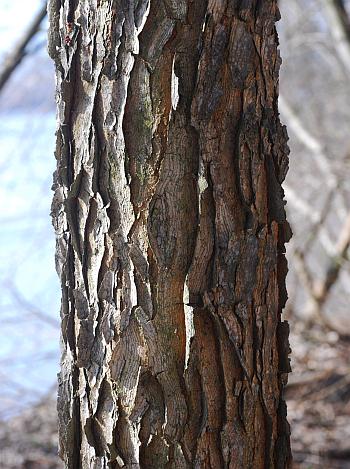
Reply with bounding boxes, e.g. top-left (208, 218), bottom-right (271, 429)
top-left (49, 0), bottom-right (292, 467)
